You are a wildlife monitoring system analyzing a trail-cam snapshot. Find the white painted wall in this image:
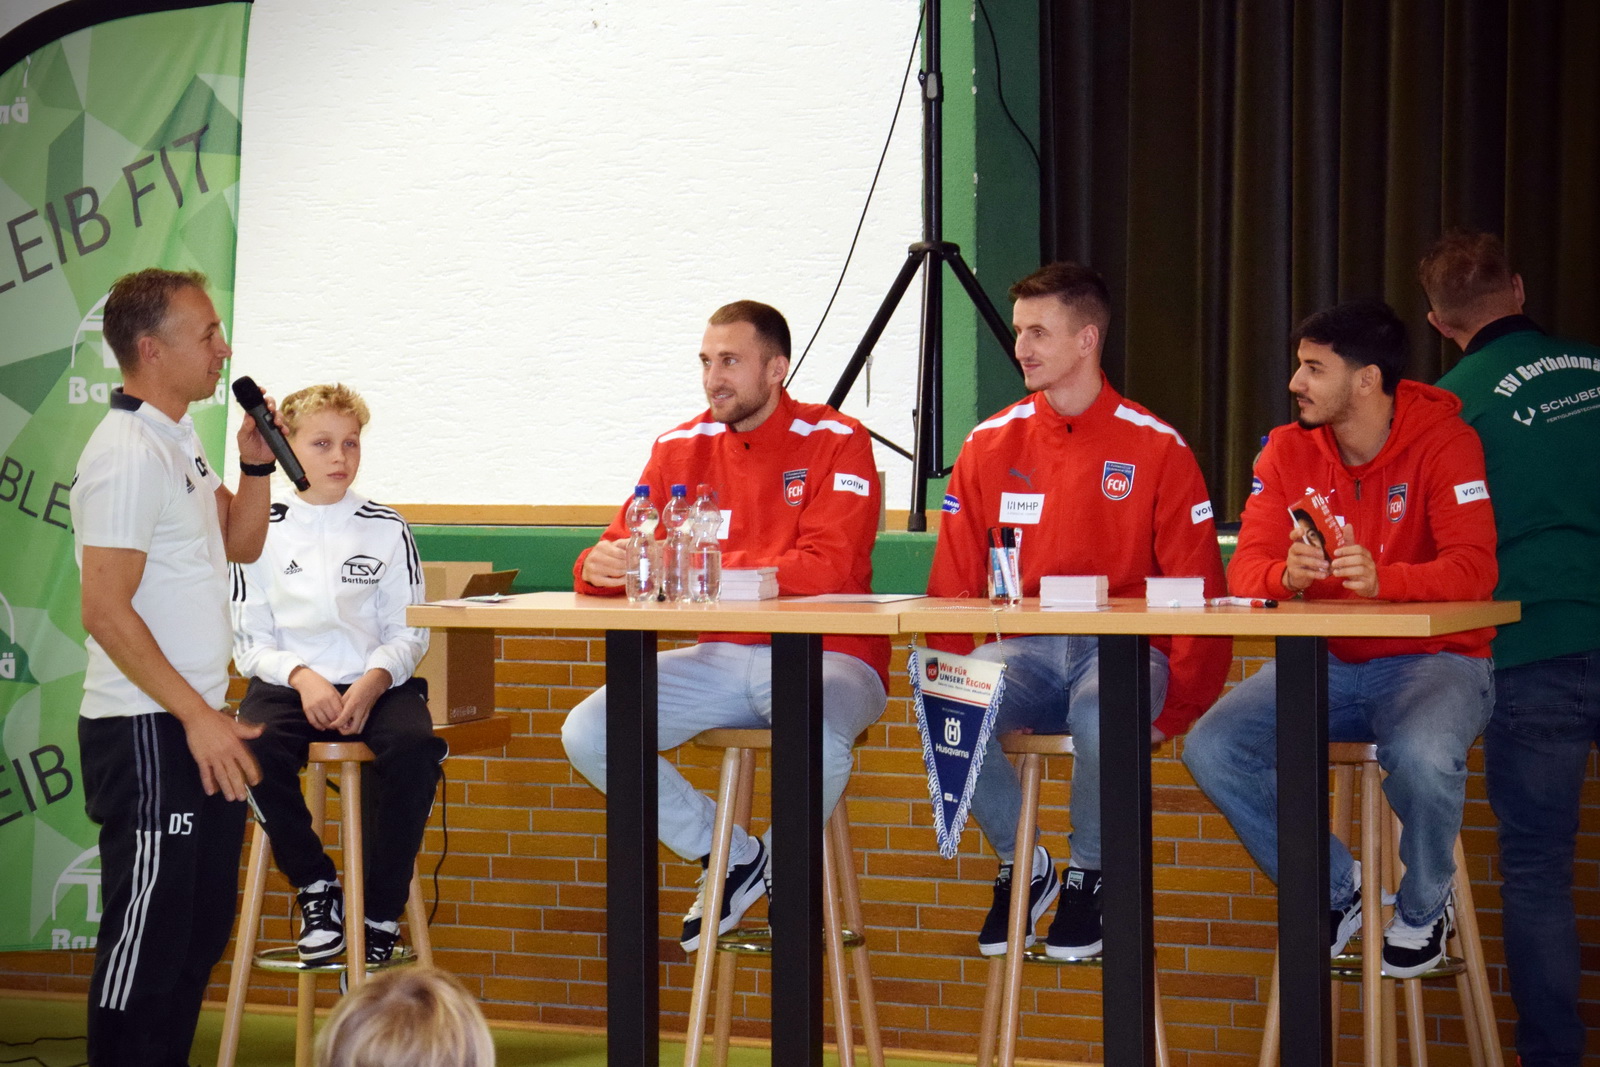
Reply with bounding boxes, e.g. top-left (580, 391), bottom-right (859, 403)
top-left (4, 0), bottom-right (928, 511)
